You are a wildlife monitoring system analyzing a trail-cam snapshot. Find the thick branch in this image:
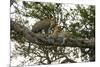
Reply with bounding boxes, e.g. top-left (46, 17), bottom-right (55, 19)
top-left (11, 20), bottom-right (95, 48)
